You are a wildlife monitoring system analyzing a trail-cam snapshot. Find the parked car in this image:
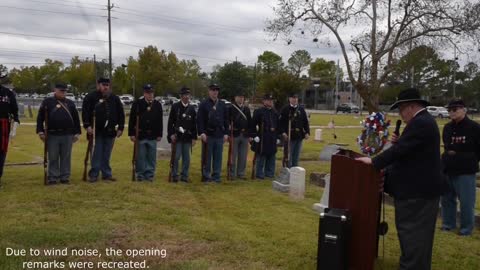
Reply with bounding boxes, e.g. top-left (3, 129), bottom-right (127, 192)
top-left (119, 95), bottom-right (134, 105)
top-left (65, 92), bottom-right (76, 101)
top-left (336, 103), bottom-right (359, 113)
top-left (426, 106), bottom-right (448, 118)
